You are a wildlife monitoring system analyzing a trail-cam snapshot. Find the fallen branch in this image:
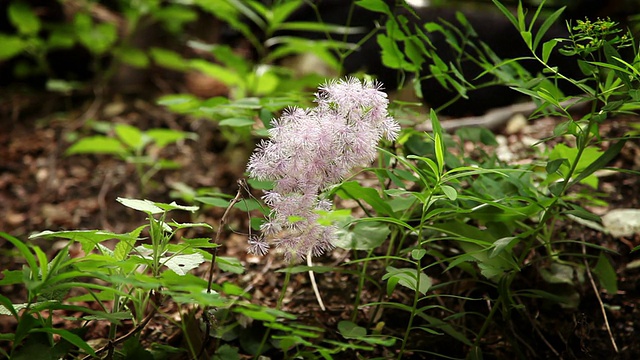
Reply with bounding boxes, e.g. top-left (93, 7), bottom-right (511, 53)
top-left (417, 98), bottom-right (588, 133)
